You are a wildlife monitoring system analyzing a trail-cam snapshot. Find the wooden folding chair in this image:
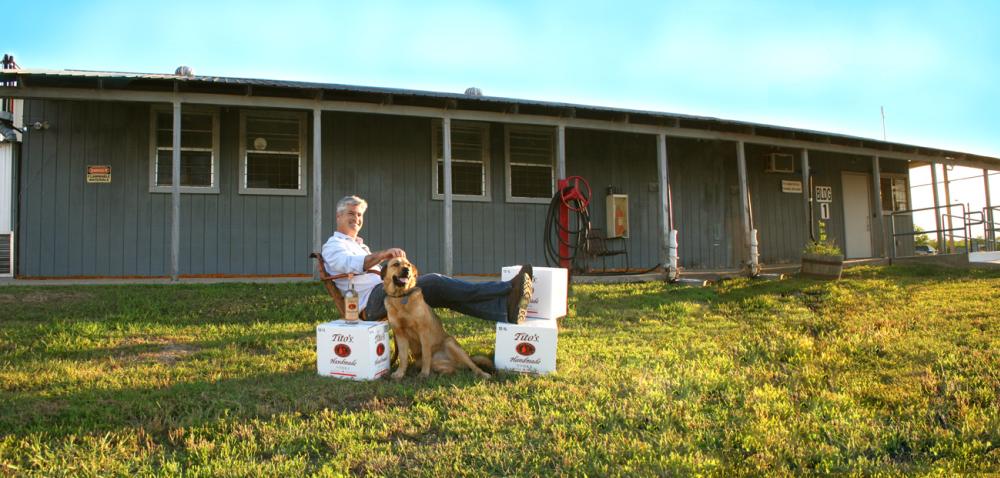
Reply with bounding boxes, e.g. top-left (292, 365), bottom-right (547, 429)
top-left (309, 252), bottom-right (360, 320)
top-left (310, 252), bottom-right (397, 365)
